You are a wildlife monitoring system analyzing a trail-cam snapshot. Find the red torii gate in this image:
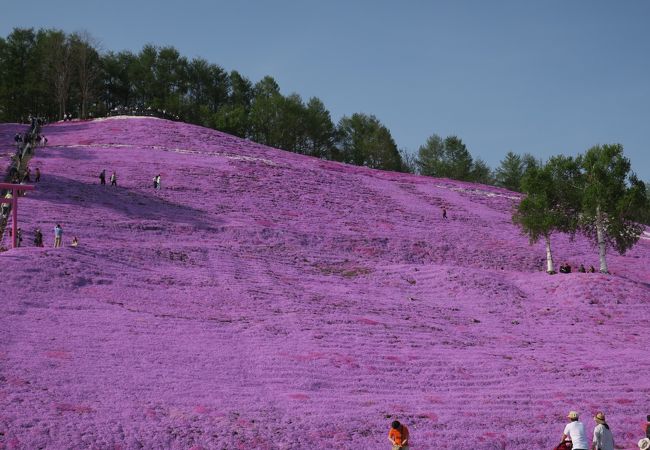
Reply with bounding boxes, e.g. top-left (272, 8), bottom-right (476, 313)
top-left (0, 182), bottom-right (36, 249)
